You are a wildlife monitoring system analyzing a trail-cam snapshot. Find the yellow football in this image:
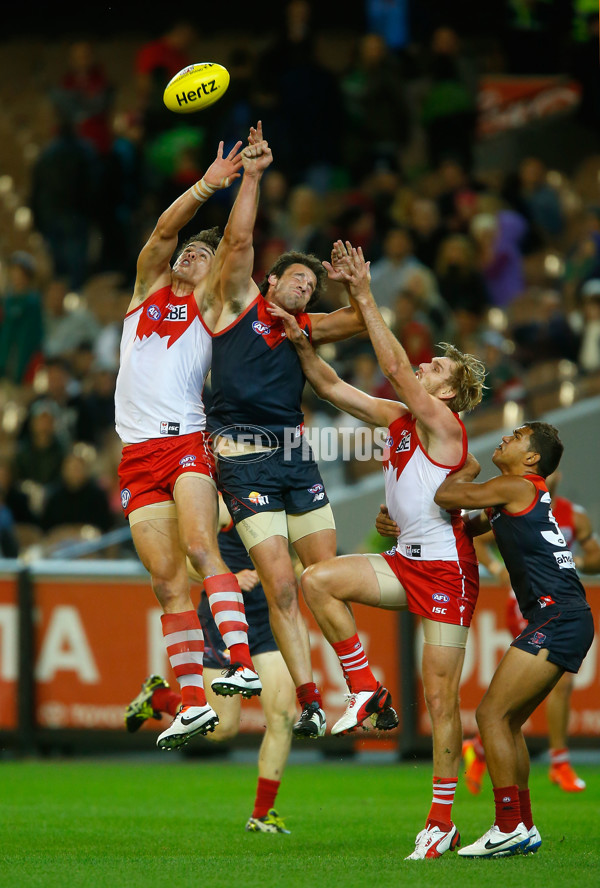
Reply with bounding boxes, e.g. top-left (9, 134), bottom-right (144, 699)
top-left (163, 62), bottom-right (230, 114)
